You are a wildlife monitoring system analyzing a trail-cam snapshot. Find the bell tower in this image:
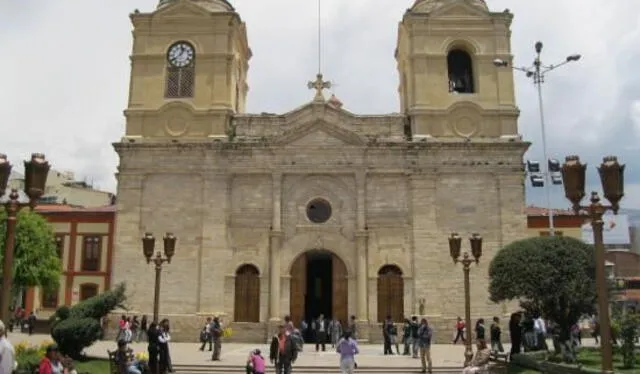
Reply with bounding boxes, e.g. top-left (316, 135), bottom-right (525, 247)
top-left (396, 0), bottom-right (519, 140)
top-left (124, 0), bottom-right (251, 140)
